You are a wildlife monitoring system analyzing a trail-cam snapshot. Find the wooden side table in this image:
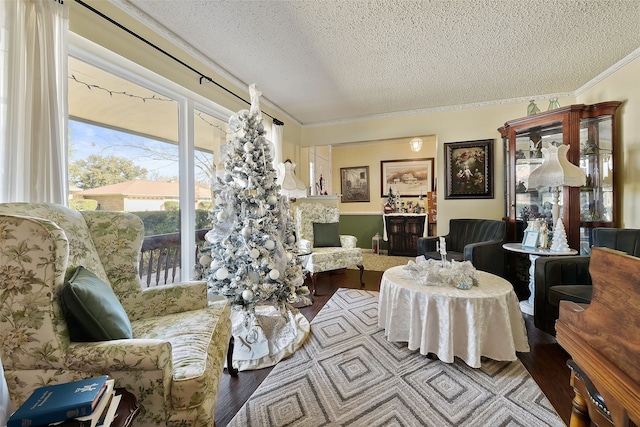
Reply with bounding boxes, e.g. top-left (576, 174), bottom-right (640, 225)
top-left (112, 388), bottom-right (139, 427)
